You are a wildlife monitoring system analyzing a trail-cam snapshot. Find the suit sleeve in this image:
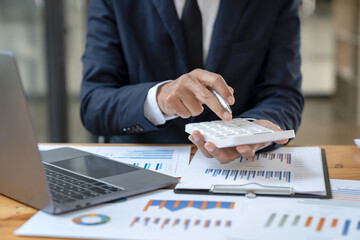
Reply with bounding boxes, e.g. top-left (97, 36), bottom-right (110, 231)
top-left (80, 0), bottom-right (160, 136)
top-left (239, 0), bottom-right (304, 135)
